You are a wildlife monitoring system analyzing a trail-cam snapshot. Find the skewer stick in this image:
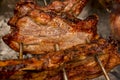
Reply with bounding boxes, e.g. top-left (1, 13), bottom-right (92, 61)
top-left (95, 54), bottom-right (111, 80)
top-left (43, 0), bottom-right (47, 6)
top-left (54, 44), bottom-right (68, 80)
top-left (54, 44), bottom-right (60, 51)
top-left (19, 42), bottom-right (23, 59)
top-left (43, 0), bottom-right (67, 79)
top-left (62, 68), bottom-right (68, 80)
